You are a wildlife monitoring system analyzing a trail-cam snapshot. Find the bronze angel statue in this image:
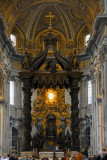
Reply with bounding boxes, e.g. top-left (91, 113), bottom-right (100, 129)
top-left (22, 52), bottom-right (33, 70)
top-left (69, 51), bottom-right (79, 70)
